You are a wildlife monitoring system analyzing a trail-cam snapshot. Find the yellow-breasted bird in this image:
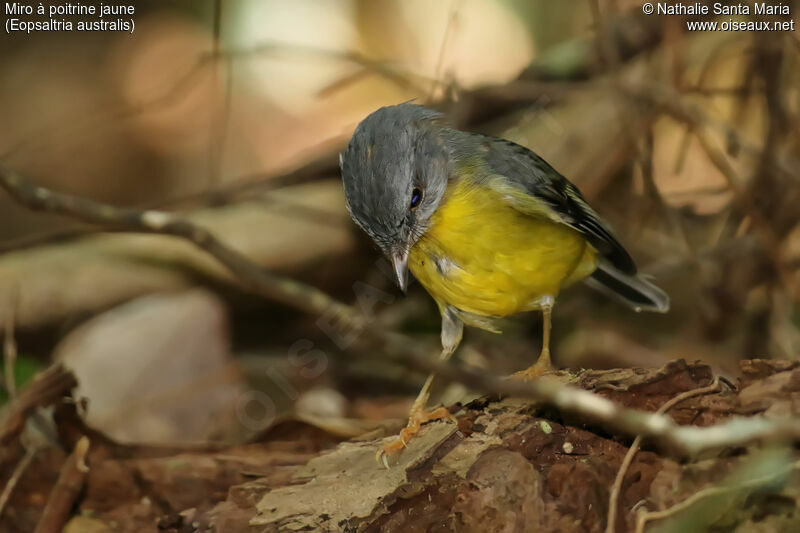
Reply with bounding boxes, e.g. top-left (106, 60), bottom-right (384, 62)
top-left (340, 103), bottom-right (669, 462)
